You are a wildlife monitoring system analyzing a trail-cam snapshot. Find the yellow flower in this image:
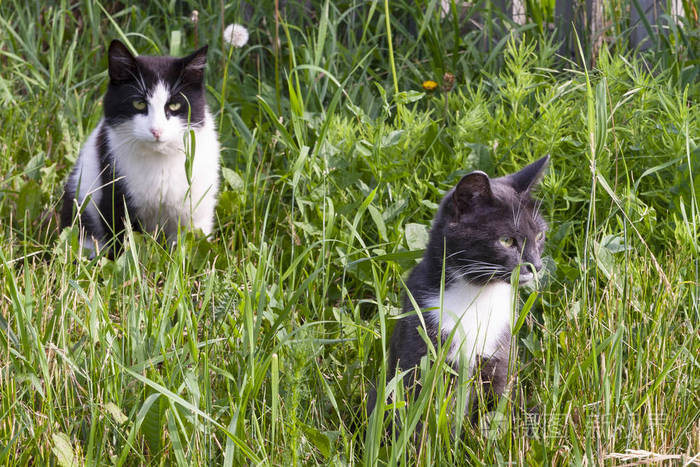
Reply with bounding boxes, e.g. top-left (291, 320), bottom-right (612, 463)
top-left (422, 80), bottom-right (438, 91)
